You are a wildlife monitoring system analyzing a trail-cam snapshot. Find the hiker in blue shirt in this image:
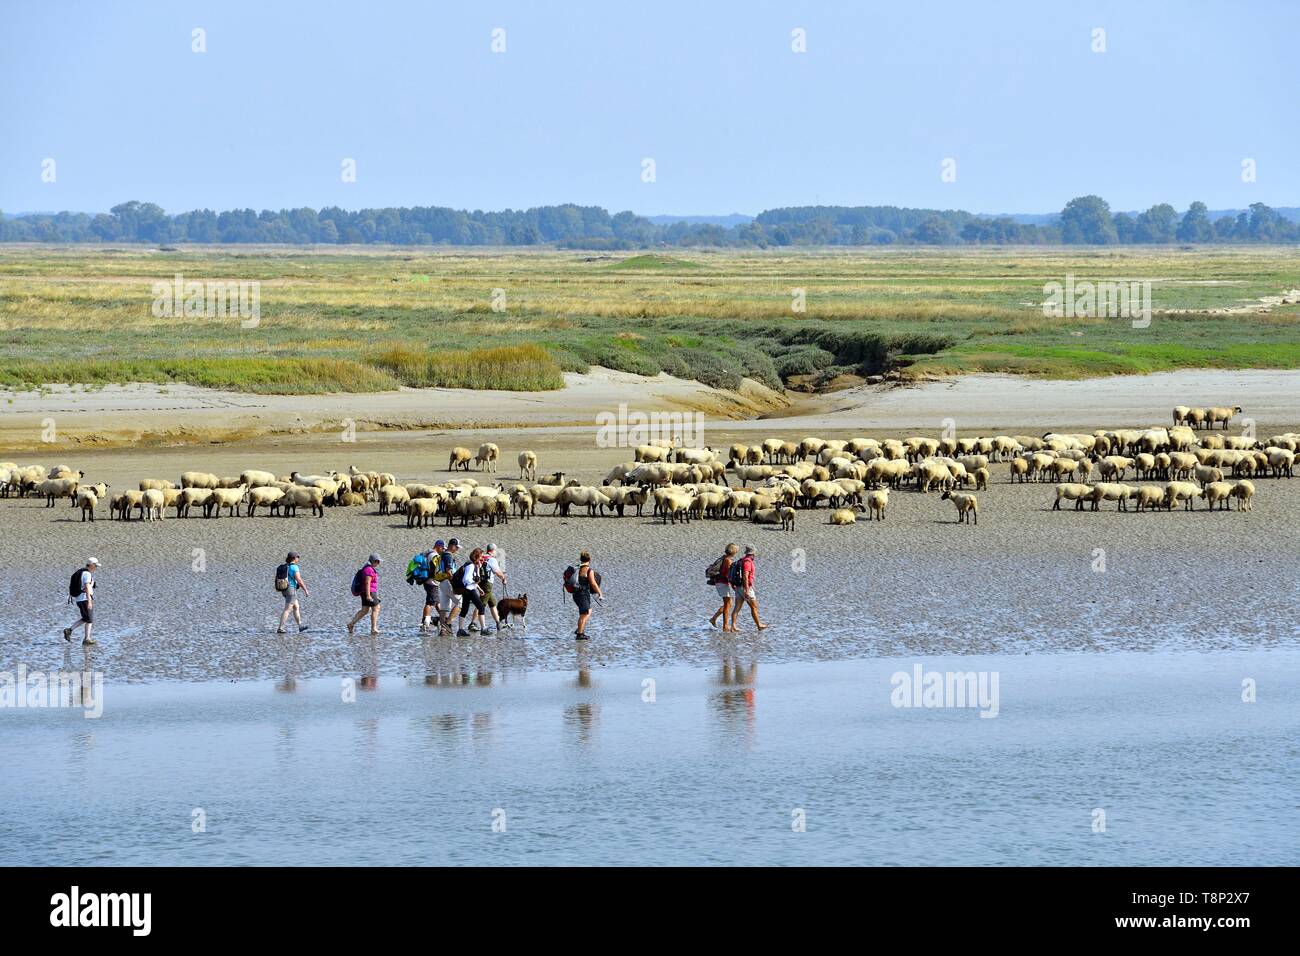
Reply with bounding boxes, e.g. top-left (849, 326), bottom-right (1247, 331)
top-left (276, 551), bottom-right (310, 634)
